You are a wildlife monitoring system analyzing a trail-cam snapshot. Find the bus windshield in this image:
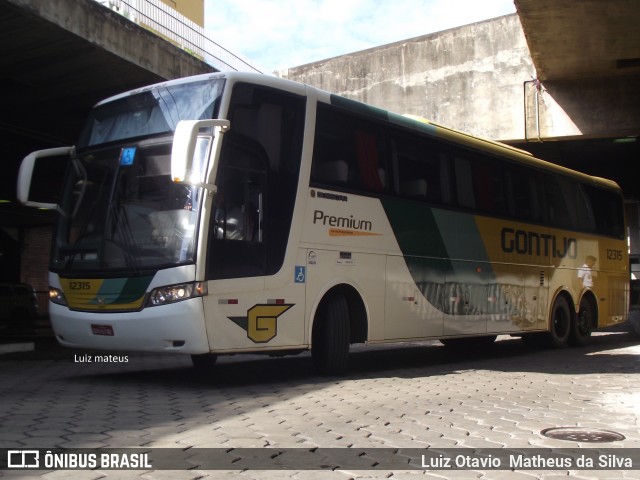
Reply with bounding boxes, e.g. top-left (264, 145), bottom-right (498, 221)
top-left (78, 78), bottom-right (224, 148)
top-left (51, 78), bottom-right (225, 275)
